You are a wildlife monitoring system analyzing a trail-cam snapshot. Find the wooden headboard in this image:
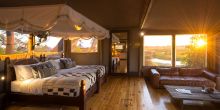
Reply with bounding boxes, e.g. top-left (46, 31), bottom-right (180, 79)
top-left (5, 57), bottom-right (39, 92)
